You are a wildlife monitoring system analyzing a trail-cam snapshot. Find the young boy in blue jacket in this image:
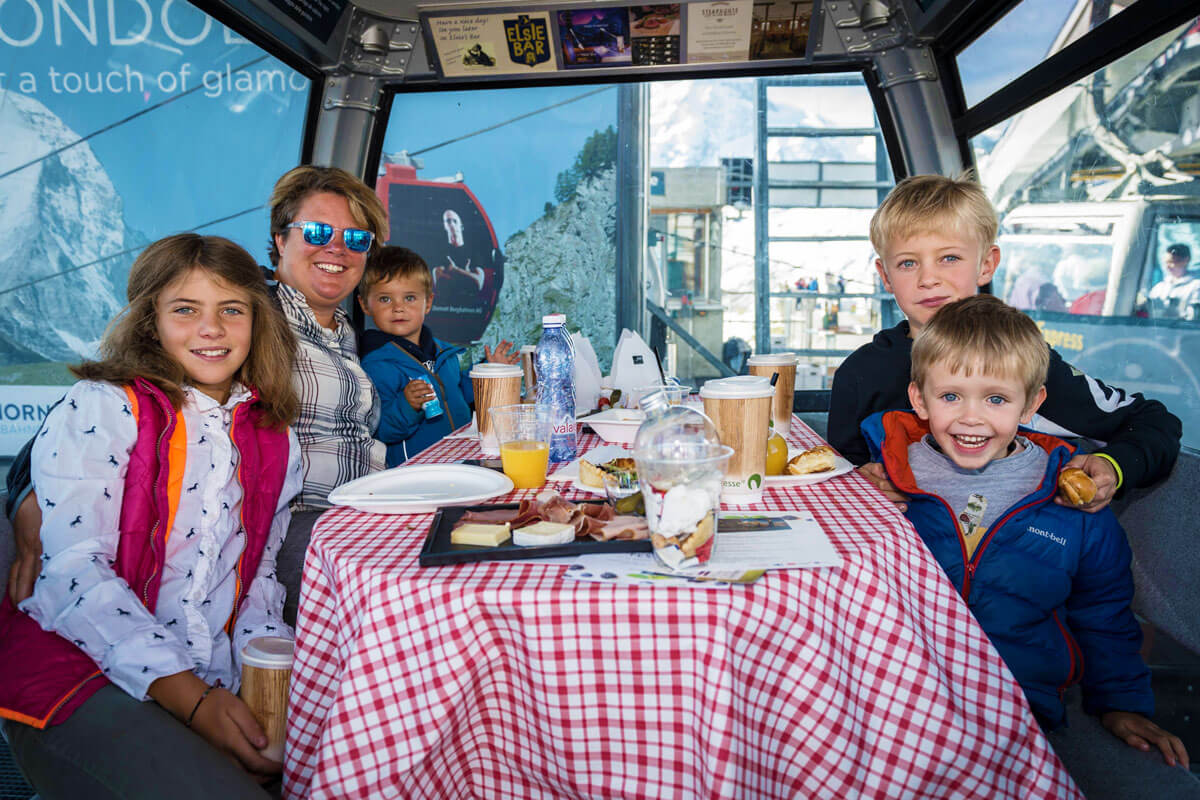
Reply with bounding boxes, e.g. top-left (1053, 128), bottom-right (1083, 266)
top-left (358, 246), bottom-right (516, 466)
top-left (860, 295), bottom-right (1193, 793)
